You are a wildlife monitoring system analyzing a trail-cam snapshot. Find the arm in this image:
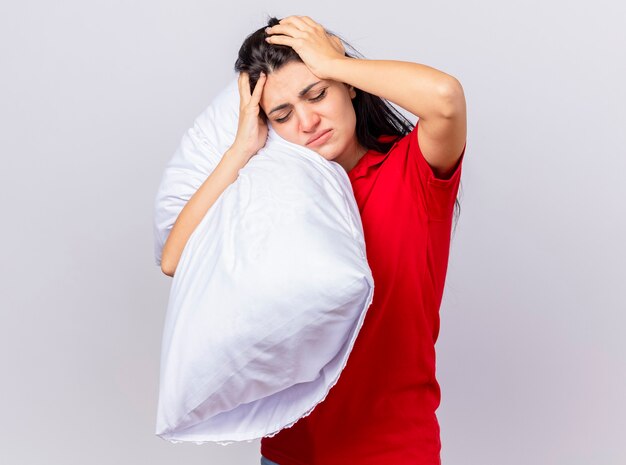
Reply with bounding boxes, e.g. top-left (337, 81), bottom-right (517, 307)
top-left (327, 58), bottom-right (467, 177)
top-left (160, 146), bottom-right (250, 277)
